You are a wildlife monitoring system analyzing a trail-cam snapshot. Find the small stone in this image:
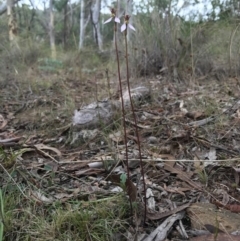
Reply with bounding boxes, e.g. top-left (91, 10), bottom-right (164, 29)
top-left (147, 136), bottom-right (158, 144)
